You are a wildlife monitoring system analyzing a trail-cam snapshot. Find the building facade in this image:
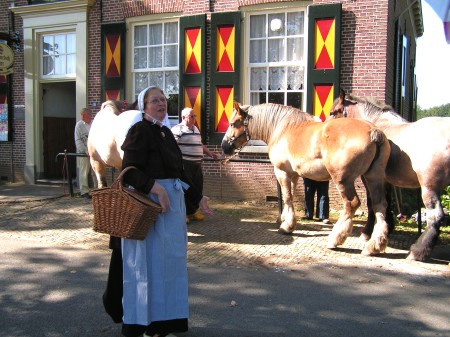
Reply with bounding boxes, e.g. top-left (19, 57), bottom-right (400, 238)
top-left (0, 0), bottom-right (423, 207)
